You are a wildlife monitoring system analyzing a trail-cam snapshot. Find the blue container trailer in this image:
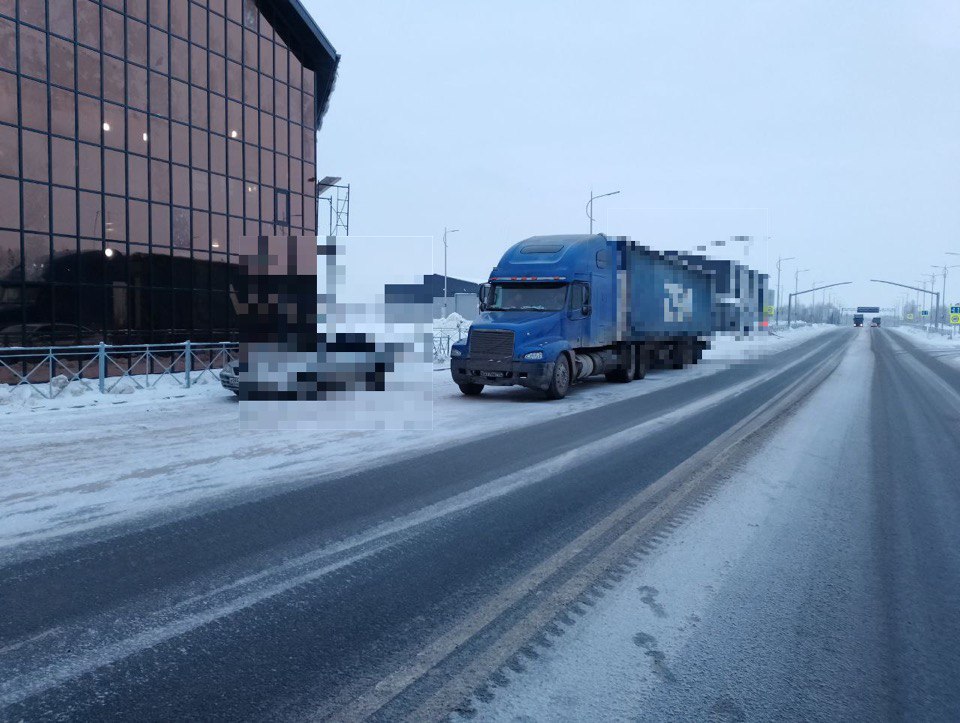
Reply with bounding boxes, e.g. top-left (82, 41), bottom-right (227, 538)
top-left (450, 234), bottom-right (721, 399)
